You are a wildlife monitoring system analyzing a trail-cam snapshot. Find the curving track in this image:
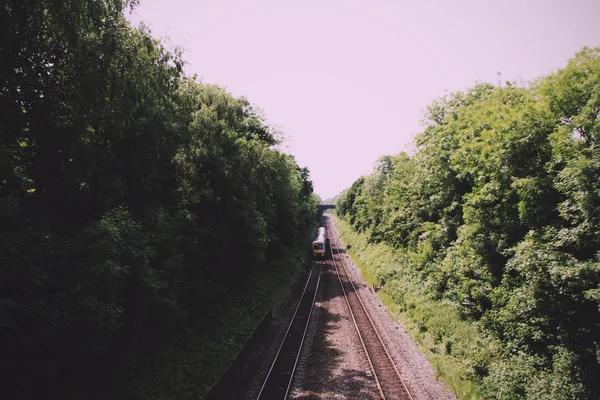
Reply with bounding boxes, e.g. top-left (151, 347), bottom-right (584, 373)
top-left (256, 260), bottom-right (323, 399)
top-left (326, 217), bottom-right (414, 400)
